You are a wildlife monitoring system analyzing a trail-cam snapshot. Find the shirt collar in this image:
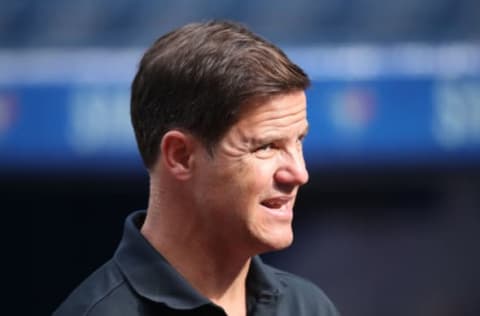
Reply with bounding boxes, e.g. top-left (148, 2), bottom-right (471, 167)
top-left (114, 210), bottom-right (283, 309)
